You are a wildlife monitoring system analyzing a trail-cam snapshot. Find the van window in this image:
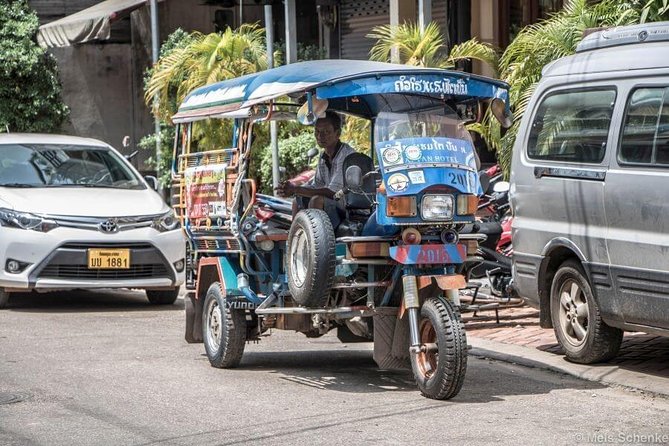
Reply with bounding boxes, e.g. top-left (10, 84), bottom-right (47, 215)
top-left (527, 89), bottom-right (616, 163)
top-left (619, 87), bottom-right (669, 165)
